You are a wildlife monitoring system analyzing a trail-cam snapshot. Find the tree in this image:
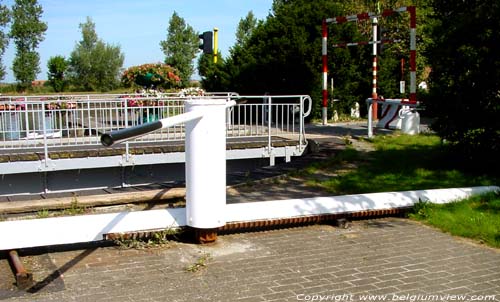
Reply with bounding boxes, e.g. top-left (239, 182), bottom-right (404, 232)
top-left (9, 0), bottom-right (47, 90)
top-left (427, 0), bottom-right (500, 170)
top-left (160, 12), bottom-right (199, 87)
top-left (235, 11), bottom-right (258, 48)
top-left (68, 17), bottom-right (124, 91)
top-left (0, 1), bottom-right (10, 81)
top-left (225, 0), bottom-right (344, 117)
top-left (198, 52), bottom-right (230, 92)
top-left (47, 55), bottom-right (68, 92)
